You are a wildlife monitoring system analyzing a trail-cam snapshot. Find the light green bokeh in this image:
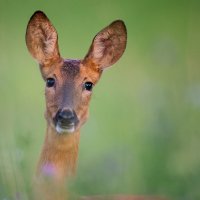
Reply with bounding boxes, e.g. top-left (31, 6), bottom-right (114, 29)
top-left (0, 0), bottom-right (200, 199)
